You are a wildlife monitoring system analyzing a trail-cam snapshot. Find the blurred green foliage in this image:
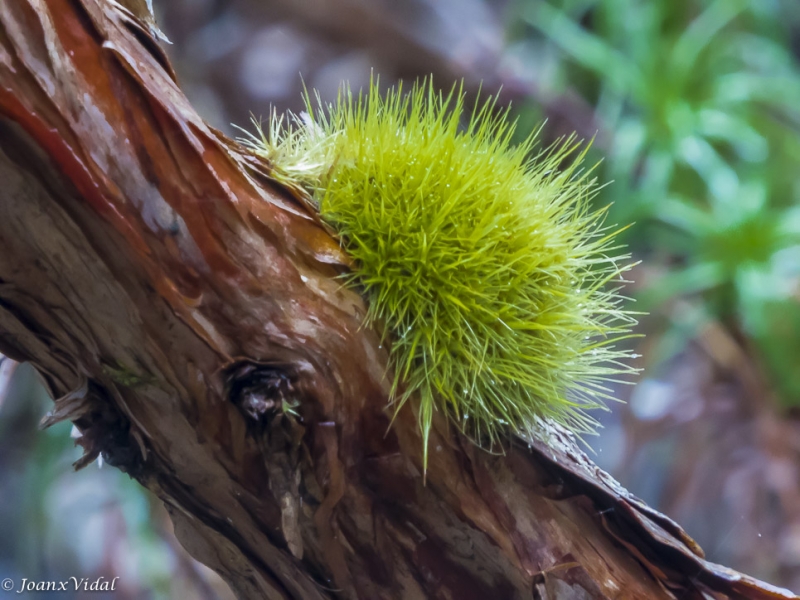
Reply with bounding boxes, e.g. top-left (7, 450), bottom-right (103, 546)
top-left (512, 0), bottom-right (800, 404)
